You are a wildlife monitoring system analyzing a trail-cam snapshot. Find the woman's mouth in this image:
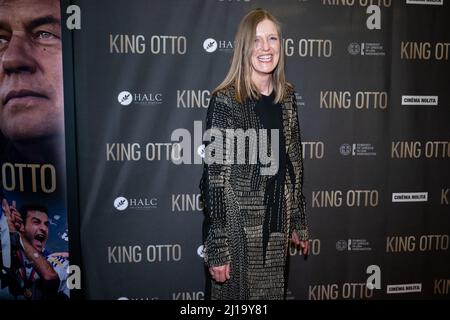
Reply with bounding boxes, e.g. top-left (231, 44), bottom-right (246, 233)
top-left (258, 55), bottom-right (273, 62)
